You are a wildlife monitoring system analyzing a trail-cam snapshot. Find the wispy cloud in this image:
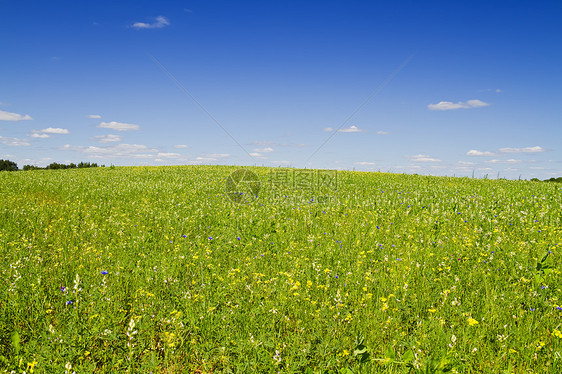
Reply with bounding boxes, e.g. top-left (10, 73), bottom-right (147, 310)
top-left (97, 121), bottom-right (140, 131)
top-left (37, 127), bottom-right (69, 134)
top-left (377, 131), bottom-right (389, 135)
top-left (253, 147), bottom-right (274, 153)
top-left (195, 153), bottom-right (230, 162)
top-left (131, 16), bottom-right (170, 29)
top-left (0, 136), bottom-right (30, 146)
top-left (499, 146), bottom-right (545, 154)
top-left (487, 159), bottom-right (521, 164)
top-left (93, 134), bottom-right (121, 143)
top-left (410, 154), bottom-right (441, 162)
top-left (466, 149), bottom-right (497, 156)
top-left (88, 114), bottom-right (102, 119)
top-left (354, 161), bottom-right (376, 165)
top-left (428, 99), bottom-right (489, 111)
top-left (0, 109), bottom-right (33, 121)
top-left (174, 144), bottom-right (188, 149)
top-left (157, 152), bottom-right (181, 159)
top-left (62, 143), bottom-right (157, 158)
top-left (324, 125), bottom-right (364, 133)
top-left (467, 146), bottom-right (546, 157)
